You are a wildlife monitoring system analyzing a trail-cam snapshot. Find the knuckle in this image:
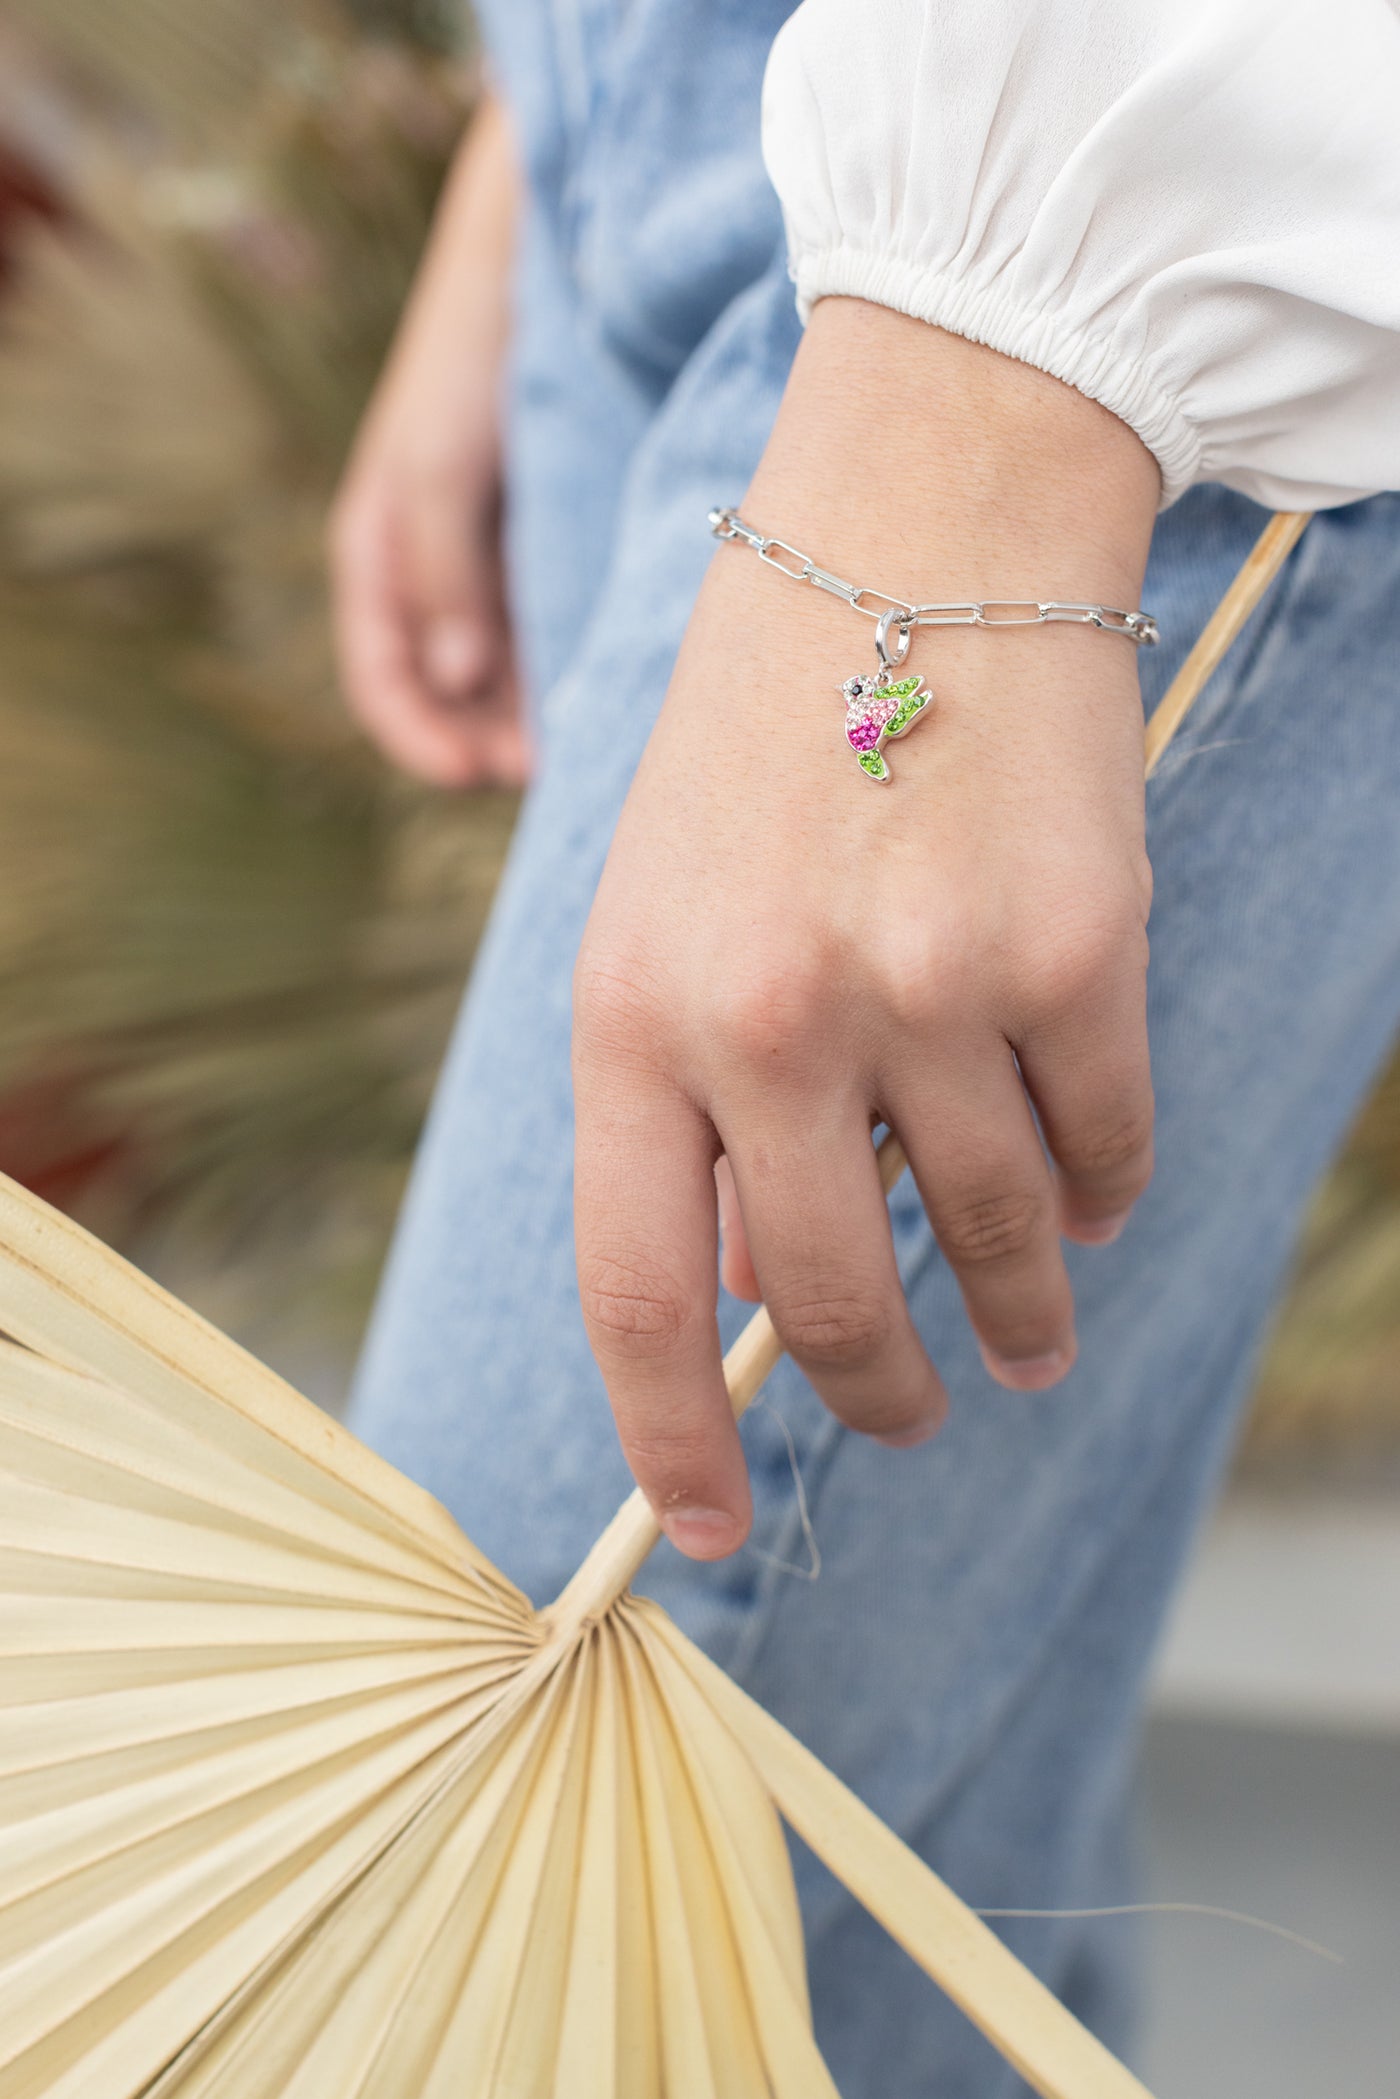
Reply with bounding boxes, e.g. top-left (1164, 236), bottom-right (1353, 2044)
top-left (938, 1185), bottom-right (1046, 1268)
top-left (1021, 897), bottom-right (1146, 1021)
top-left (1060, 1103), bottom-right (1155, 1182)
top-left (877, 926), bottom-right (955, 1034)
top-left (1040, 929), bottom-right (1120, 1011)
top-left (573, 952), bottom-right (670, 1066)
top-left (580, 1252), bottom-right (696, 1360)
top-left (876, 908), bottom-right (975, 1034)
top-left (769, 1286), bottom-right (889, 1371)
top-left (713, 958), bottom-right (826, 1076)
